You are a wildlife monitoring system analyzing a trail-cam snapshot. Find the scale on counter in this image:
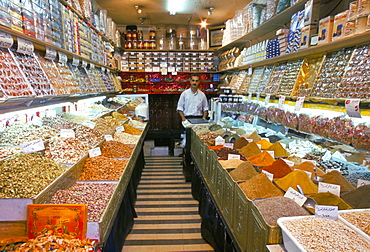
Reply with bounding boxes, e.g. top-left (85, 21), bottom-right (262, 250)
top-left (187, 118), bottom-right (209, 124)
